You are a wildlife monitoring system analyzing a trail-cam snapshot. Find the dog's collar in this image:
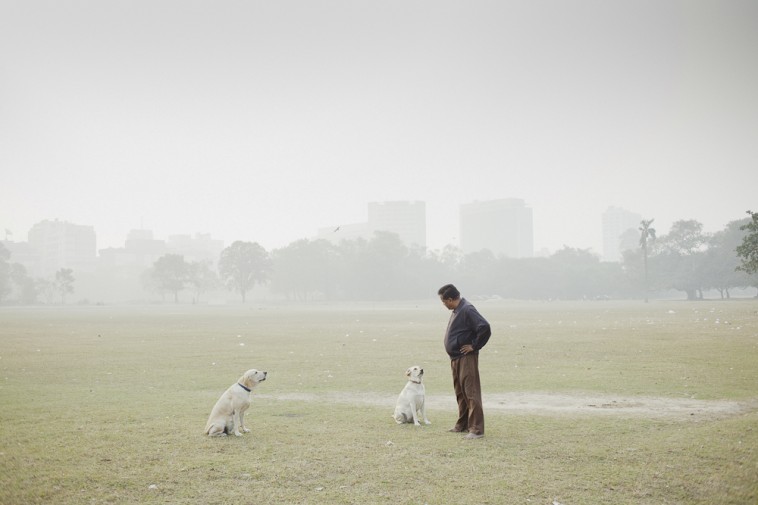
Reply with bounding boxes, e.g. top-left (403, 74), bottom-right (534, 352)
top-left (237, 383), bottom-right (251, 392)
top-left (409, 378), bottom-right (422, 384)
